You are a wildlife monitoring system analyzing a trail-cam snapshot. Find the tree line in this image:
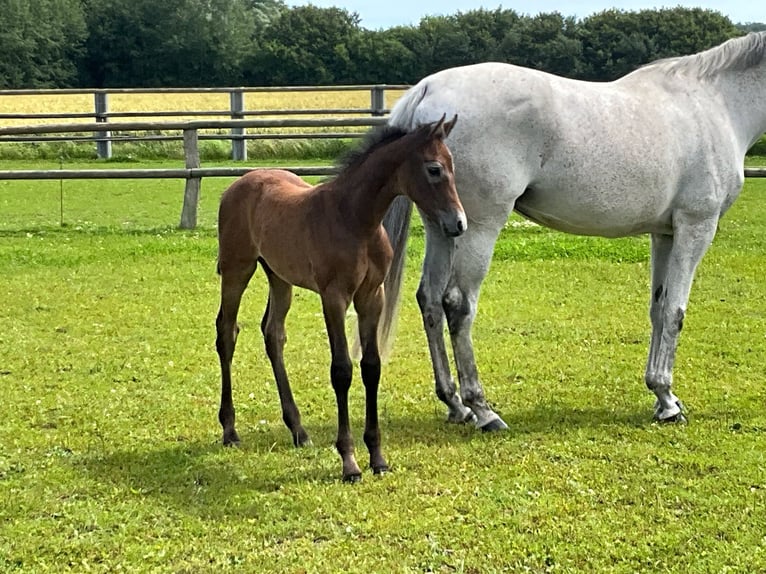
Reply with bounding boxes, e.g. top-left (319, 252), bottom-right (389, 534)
top-left (1, 0), bottom-right (764, 89)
